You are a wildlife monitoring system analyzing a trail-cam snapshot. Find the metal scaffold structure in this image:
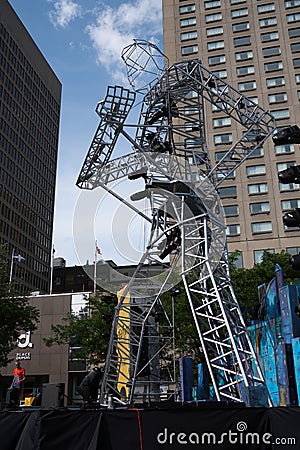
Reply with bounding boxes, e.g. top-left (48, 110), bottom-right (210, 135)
top-left (76, 40), bottom-right (276, 406)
